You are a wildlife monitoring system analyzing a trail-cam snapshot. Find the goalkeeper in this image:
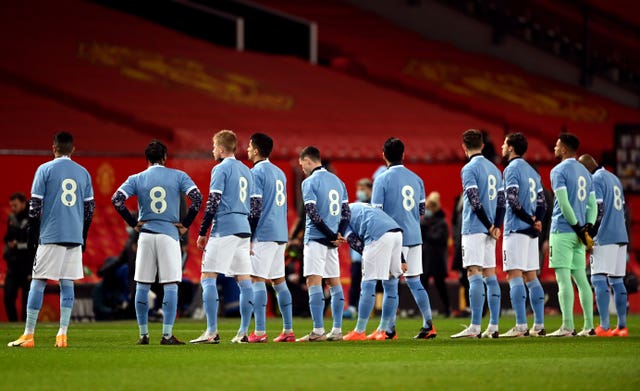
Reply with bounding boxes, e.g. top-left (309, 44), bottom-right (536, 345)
top-left (548, 134), bottom-right (597, 337)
